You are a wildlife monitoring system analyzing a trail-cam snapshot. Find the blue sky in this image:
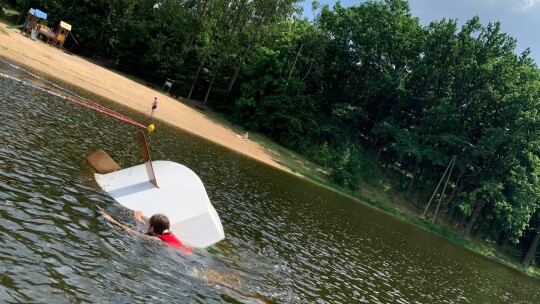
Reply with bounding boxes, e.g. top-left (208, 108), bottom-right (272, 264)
top-left (299, 0), bottom-right (540, 63)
